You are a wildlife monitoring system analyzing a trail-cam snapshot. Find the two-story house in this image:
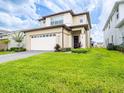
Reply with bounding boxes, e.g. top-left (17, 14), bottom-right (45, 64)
top-left (23, 10), bottom-right (91, 51)
top-left (103, 0), bottom-right (124, 47)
